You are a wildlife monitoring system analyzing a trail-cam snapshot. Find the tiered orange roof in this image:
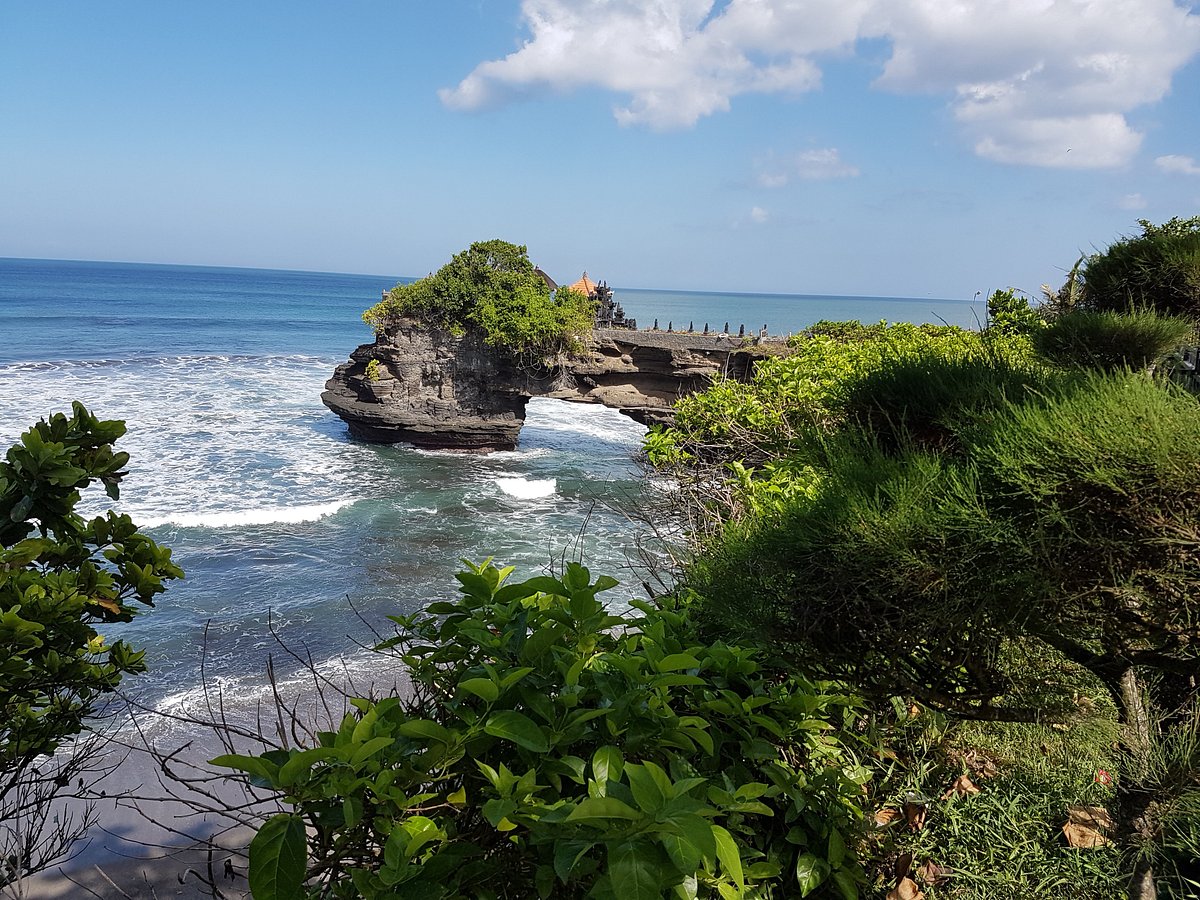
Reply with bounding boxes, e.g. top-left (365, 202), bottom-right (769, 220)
top-left (567, 272), bottom-right (598, 296)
